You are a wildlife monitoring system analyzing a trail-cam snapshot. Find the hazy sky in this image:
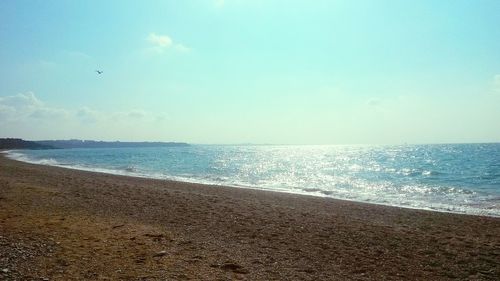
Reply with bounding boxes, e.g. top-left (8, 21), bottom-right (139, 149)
top-left (1, 0), bottom-right (499, 144)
